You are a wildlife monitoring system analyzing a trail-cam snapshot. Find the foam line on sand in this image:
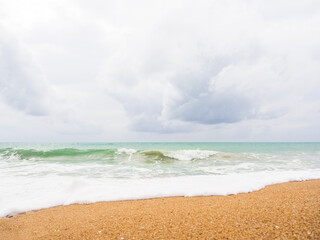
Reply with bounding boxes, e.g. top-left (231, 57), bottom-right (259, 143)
top-left (0, 180), bottom-right (319, 239)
